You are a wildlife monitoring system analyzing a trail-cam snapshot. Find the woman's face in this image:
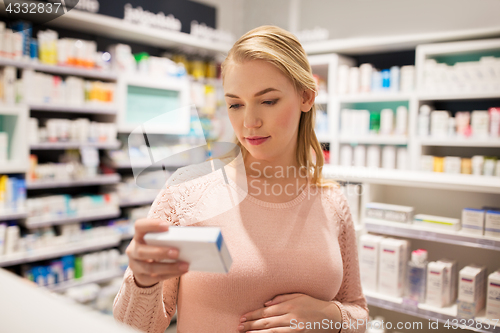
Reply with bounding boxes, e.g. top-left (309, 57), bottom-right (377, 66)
top-left (223, 59), bottom-right (314, 164)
